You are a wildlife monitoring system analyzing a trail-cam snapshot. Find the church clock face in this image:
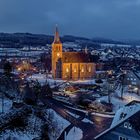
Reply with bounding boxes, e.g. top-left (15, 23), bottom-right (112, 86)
top-left (57, 52), bottom-right (60, 57)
